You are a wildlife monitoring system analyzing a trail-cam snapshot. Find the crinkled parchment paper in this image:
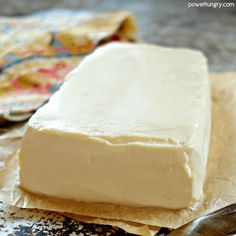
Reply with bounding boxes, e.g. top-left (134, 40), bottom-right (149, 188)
top-left (0, 72), bottom-right (236, 235)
